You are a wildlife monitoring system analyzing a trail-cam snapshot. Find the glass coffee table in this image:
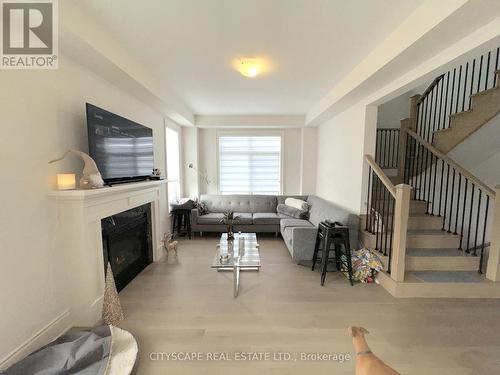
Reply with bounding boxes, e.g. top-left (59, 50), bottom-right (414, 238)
top-left (212, 233), bottom-right (260, 297)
